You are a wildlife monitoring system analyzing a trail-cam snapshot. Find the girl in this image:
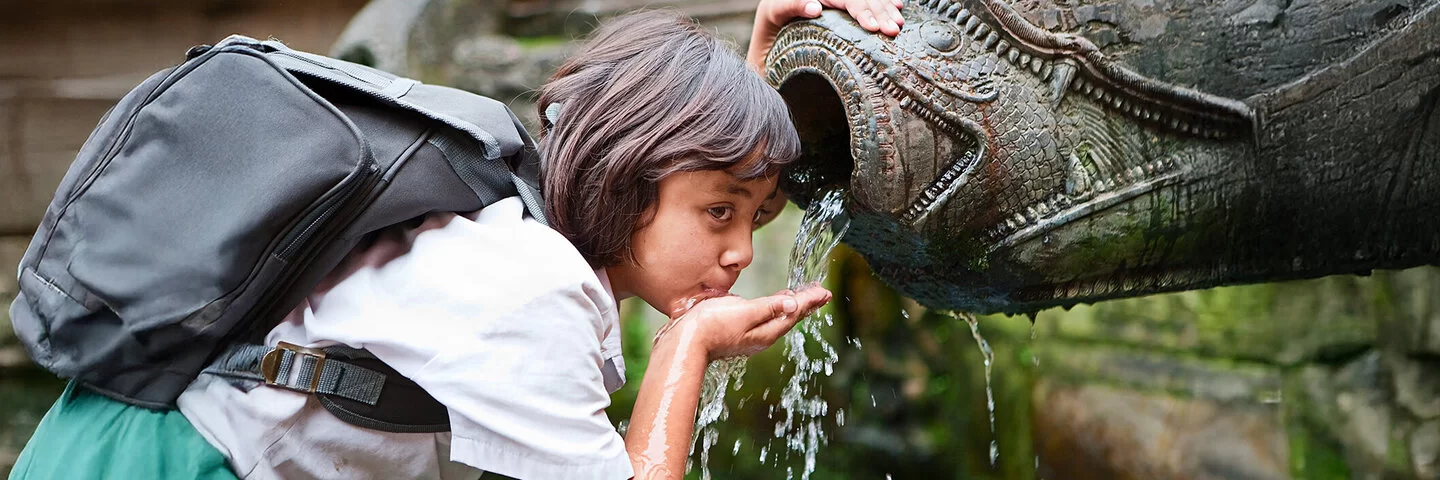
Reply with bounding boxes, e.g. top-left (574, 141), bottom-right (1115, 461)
top-left (11, 1), bottom-right (903, 479)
